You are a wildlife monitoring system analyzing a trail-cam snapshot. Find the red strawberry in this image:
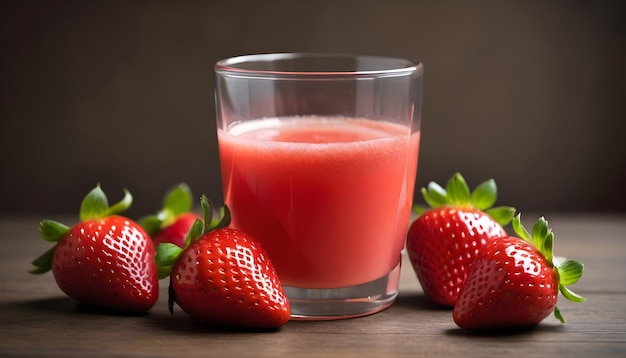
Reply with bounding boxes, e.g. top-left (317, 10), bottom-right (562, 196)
top-left (453, 214), bottom-right (586, 330)
top-left (406, 173), bottom-right (515, 306)
top-left (156, 196), bottom-right (290, 328)
top-left (139, 183), bottom-right (201, 248)
top-left (152, 212), bottom-right (200, 247)
top-left (30, 184), bottom-right (159, 313)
